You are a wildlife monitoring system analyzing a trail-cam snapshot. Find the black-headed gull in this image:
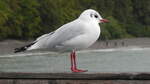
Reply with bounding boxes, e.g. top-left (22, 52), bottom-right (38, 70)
top-left (14, 9), bottom-right (109, 72)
